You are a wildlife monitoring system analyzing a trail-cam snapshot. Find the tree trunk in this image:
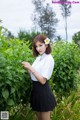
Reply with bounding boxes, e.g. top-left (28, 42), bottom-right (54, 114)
top-left (65, 16), bottom-right (68, 40)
